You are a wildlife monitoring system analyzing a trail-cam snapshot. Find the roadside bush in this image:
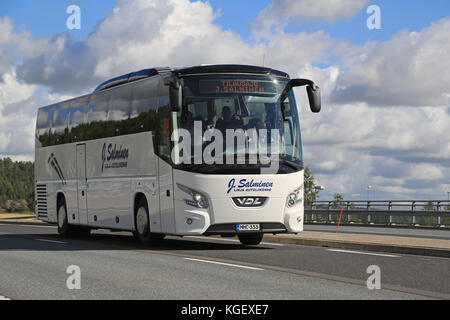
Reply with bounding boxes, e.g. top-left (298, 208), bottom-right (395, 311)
top-left (417, 215), bottom-right (438, 226)
top-left (2, 199), bottom-right (29, 213)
